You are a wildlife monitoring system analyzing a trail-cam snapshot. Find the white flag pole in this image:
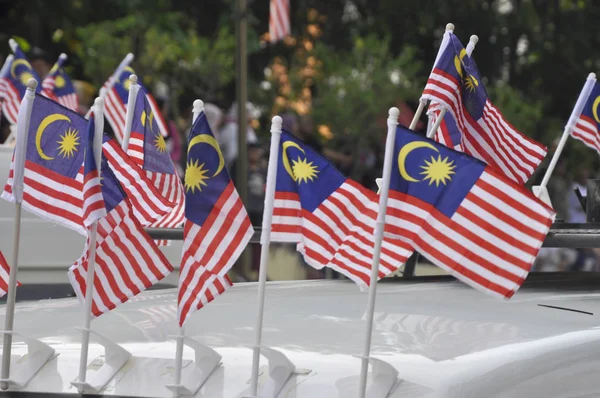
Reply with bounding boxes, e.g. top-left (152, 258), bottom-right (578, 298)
top-left (121, 74), bottom-right (140, 152)
top-left (0, 78), bottom-right (37, 389)
top-left (250, 115), bottom-right (283, 395)
top-left (75, 96), bottom-right (105, 394)
top-left (425, 34), bottom-right (478, 139)
top-left (171, 99), bottom-right (204, 393)
top-left (538, 73), bottom-right (597, 191)
top-left (357, 107), bottom-right (399, 398)
top-left (408, 23), bottom-right (455, 130)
